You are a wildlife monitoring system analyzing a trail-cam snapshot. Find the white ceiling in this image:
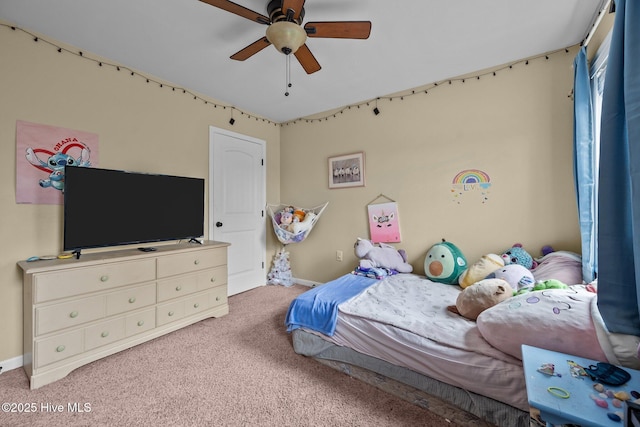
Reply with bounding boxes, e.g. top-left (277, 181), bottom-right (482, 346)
top-left (0, 0), bottom-right (606, 123)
